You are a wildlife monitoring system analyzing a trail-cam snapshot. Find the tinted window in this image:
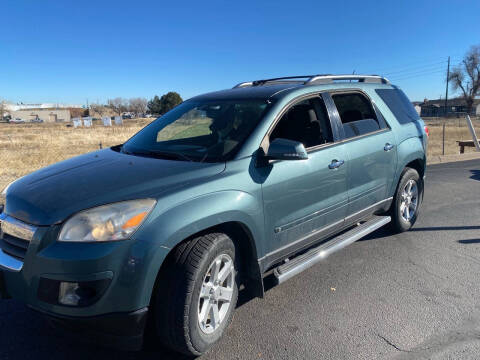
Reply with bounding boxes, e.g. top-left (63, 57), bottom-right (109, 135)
top-left (123, 99), bottom-right (270, 162)
top-left (375, 88), bottom-right (420, 125)
top-left (332, 93), bottom-right (380, 138)
top-left (270, 97), bottom-right (333, 148)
